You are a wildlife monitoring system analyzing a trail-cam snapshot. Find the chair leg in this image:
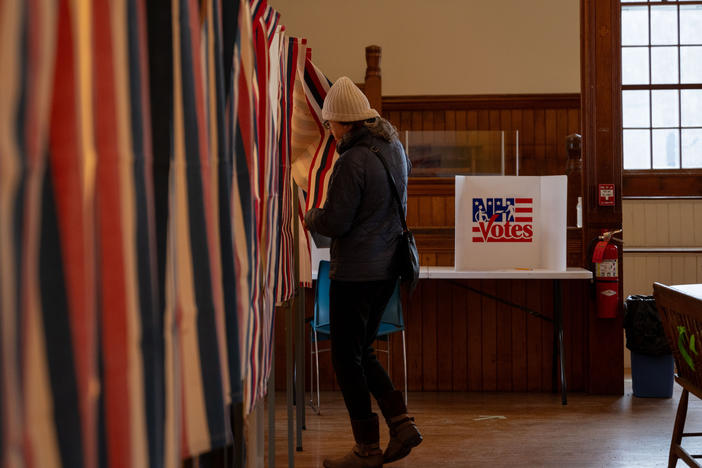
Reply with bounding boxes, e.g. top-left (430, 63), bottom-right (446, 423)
top-left (387, 341), bottom-right (391, 374)
top-left (309, 333), bottom-right (314, 409)
top-left (669, 388), bottom-right (689, 468)
top-left (314, 330), bottom-right (321, 414)
top-left (402, 330), bottom-right (408, 406)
